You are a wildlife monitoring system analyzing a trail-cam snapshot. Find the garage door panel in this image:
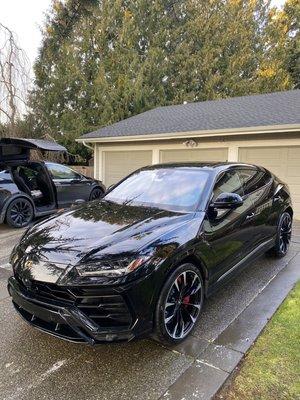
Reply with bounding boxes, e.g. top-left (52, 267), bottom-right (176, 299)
top-left (291, 193), bottom-right (300, 216)
top-left (239, 146), bottom-right (300, 219)
top-left (288, 165), bottom-right (300, 177)
top-left (160, 148), bottom-right (228, 163)
top-left (287, 168), bottom-right (300, 180)
top-left (240, 149), bottom-right (283, 177)
top-left (104, 150), bottom-right (152, 186)
top-left (287, 147), bottom-right (300, 158)
top-left (265, 167), bottom-right (285, 180)
top-left (290, 185), bottom-right (300, 196)
top-left (239, 147), bottom-right (284, 161)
